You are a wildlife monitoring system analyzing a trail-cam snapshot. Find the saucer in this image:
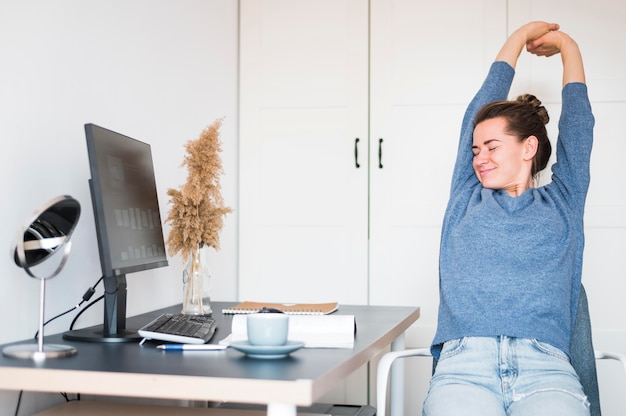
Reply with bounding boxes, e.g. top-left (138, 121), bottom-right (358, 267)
top-left (230, 340), bottom-right (305, 359)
